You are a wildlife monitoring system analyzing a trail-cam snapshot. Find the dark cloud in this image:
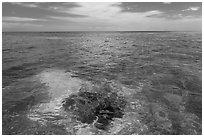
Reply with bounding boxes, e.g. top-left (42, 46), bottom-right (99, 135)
top-left (3, 2), bottom-right (201, 20)
top-left (2, 2), bottom-right (202, 31)
top-left (2, 2), bottom-right (84, 19)
top-left (120, 2), bottom-right (202, 19)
